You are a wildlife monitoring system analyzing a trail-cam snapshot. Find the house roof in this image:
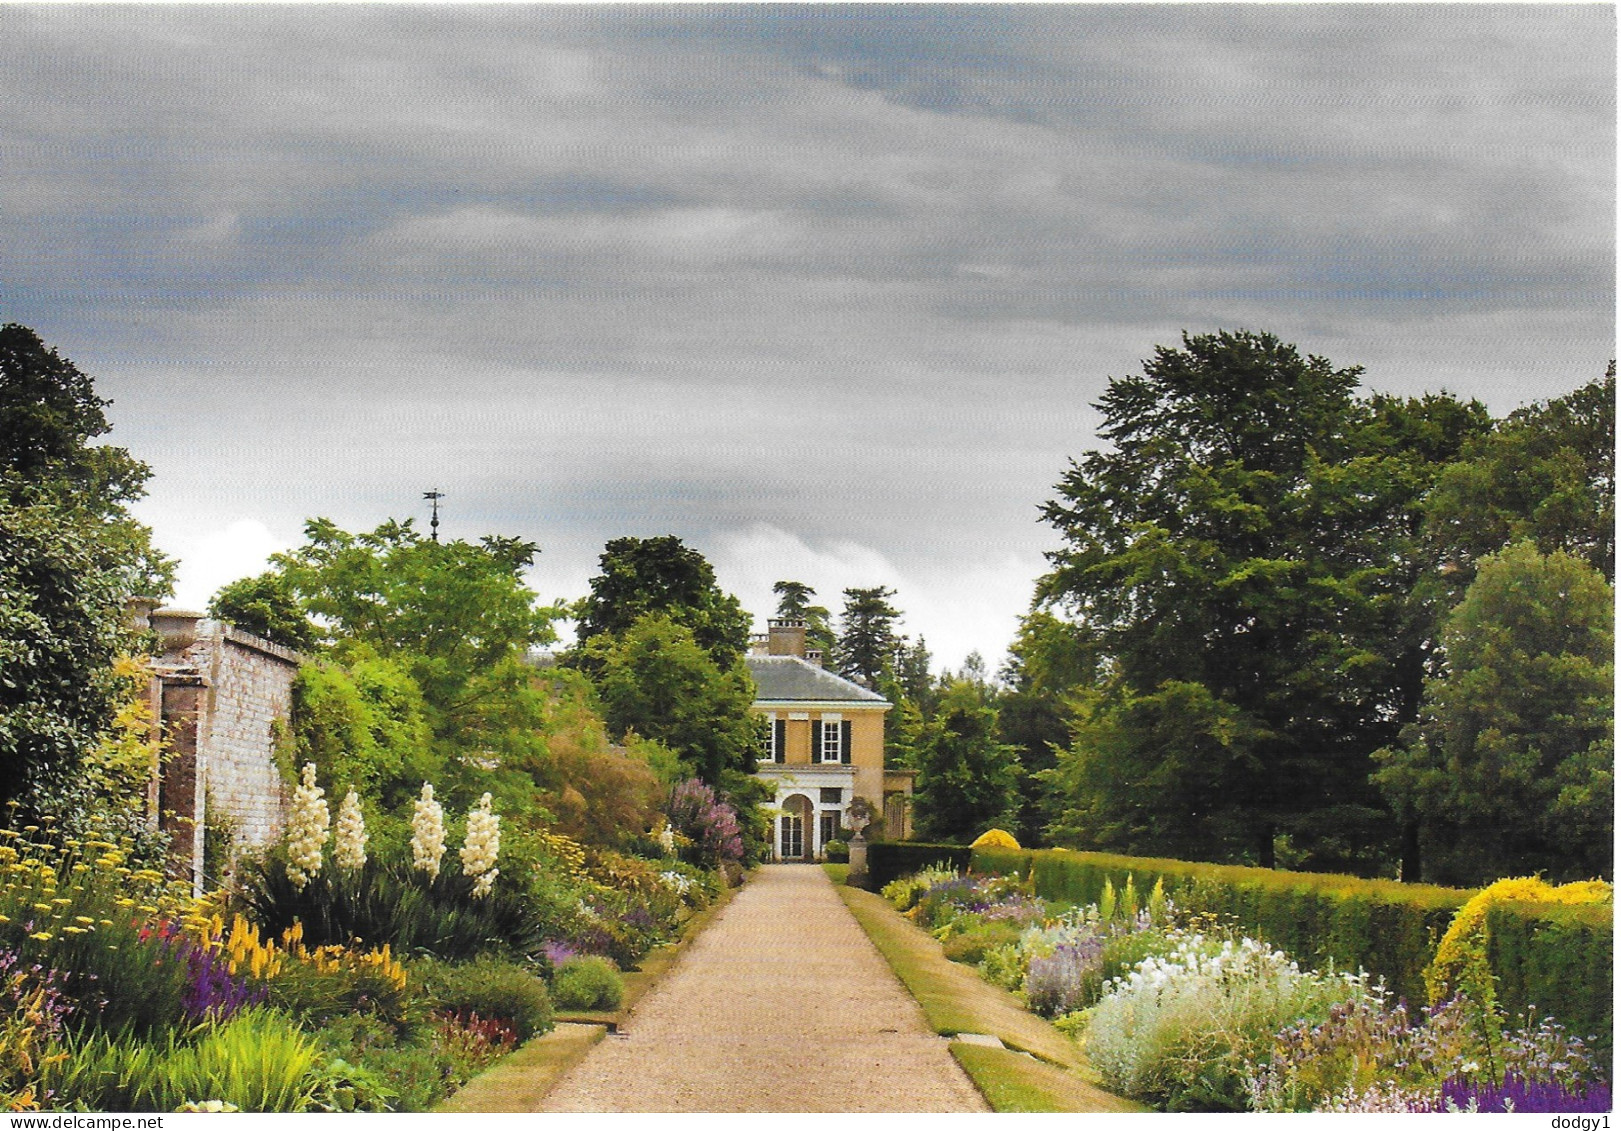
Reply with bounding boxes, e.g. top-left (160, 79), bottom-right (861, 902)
top-left (745, 655), bottom-right (889, 705)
